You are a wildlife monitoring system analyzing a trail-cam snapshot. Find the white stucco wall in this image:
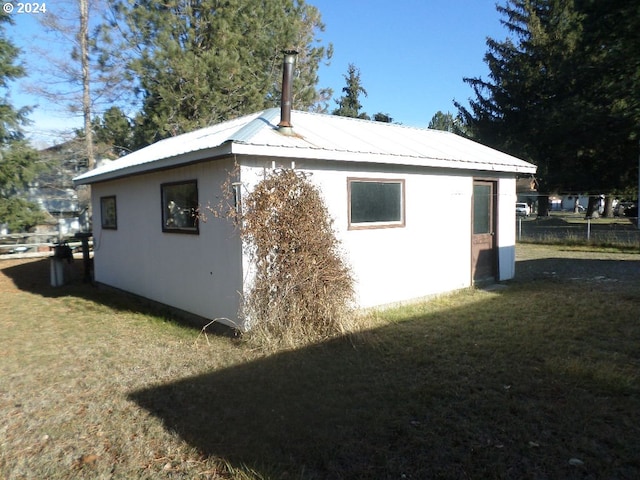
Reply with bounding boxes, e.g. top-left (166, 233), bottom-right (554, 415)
top-left (239, 159), bottom-right (519, 309)
top-left (341, 171), bottom-right (473, 307)
top-left (91, 155), bottom-right (518, 328)
top-left (90, 158), bottom-right (244, 326)
top-left (497, 176), bottom-right (517, 281)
